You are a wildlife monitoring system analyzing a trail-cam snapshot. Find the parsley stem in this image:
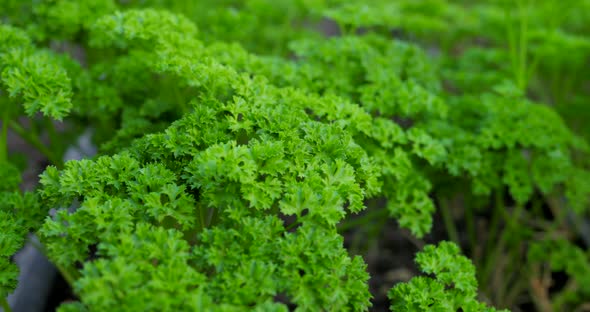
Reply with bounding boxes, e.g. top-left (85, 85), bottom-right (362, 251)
top-left (479, 189), bottom-right (504, 291)
top-left (506, 0), bottom-right (530, 90)
top-left (503, 272), bottom-right (528, 307)
top-left (285, 220), bottom-right (301, 231)
top-left (28, 237), bottom-right (77, 286)
top-left (481, 204), bottom-right (525, 291)
top-left (464, 200), bottom-right (478, 265)
top-left (0, 113), bottom-right (8, 163)
top-left (505, 8), bottom-right (518, 86)
top-left (517, 0), bottom-right (530, 90)
top-left (337, 208), bottom-right (388, 232)
top-left (0, 297), bottom-right (11, 312)
top-left (544, 196), bottom-right (569, 235)
top-left (198, 205), bottom-right (205, 231)
top-left (8, 120), bottom-right (63, 168)
top-left (526, 46), bottom-right (542, 89)
top-left (55, 264), bottom-right (76, 287)
top-left (484, 190), bottom-right (504, 261)
top-left (438, 197), bottom-right (460, 245)
top-left (496, 237), bottom-right (525, 306)
top-left (44, 117), bottom-right (59, 154)
top-left (206, 208), bottom-right (220, 227)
